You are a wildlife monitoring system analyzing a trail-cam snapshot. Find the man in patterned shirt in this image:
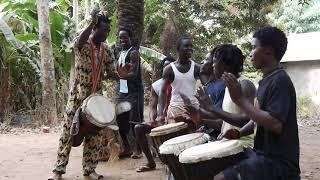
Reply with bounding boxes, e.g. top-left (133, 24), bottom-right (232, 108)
top-left (48, 11), bottom-right (115, 180)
